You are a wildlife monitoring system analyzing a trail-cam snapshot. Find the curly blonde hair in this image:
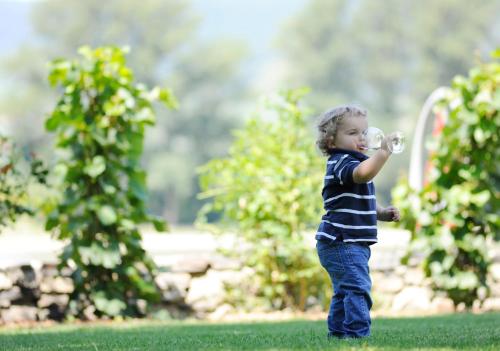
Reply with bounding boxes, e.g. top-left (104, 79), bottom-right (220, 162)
top-left (316, 104), bottom-right (367, 156)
